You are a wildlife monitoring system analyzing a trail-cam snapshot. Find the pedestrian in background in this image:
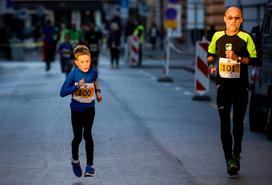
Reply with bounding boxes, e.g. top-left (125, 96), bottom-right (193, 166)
top-left (159, 25), bottom-right (165, 50)
top-left (69, 23), bottom-right (83, 47)
top-left (133, 19), bottom-right (145, 67)
top-left (148, 22), bottom-right (158, 50)
top-left (60, 45), bottom-right (102, 177)
top-left (108, 22), bottom-right (121, 68)
top-left (59, 23), bottom-right (70, 43)
top-left (42, 20), bottom-right (58, 71)
top-left (58, 33), bottom-right (73, 76)
top-left (207, 6), bottom-right (261, 176)
top-left (84, 22), bottom-right (102, 69)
